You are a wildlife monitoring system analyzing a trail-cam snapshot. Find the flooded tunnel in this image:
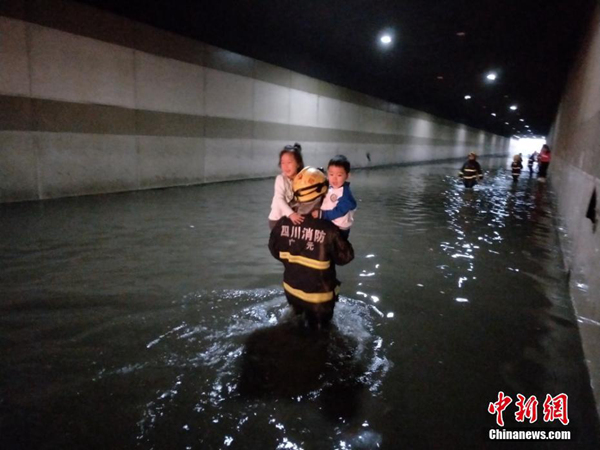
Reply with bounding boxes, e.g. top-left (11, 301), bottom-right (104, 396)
top-left (2, 0), bottom-right (600, 449)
